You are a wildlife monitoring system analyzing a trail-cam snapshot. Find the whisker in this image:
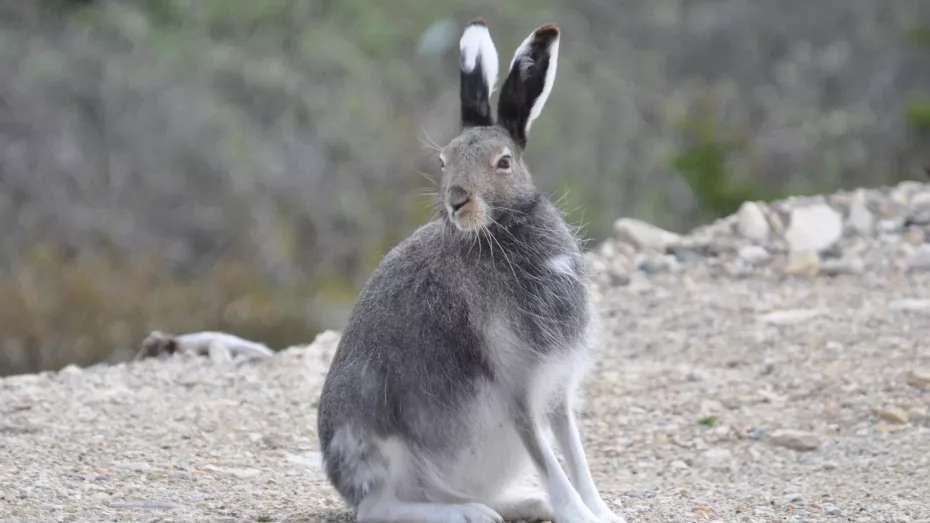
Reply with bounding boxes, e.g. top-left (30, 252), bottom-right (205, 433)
top-left (414, 170), bottom-right (438, 187)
